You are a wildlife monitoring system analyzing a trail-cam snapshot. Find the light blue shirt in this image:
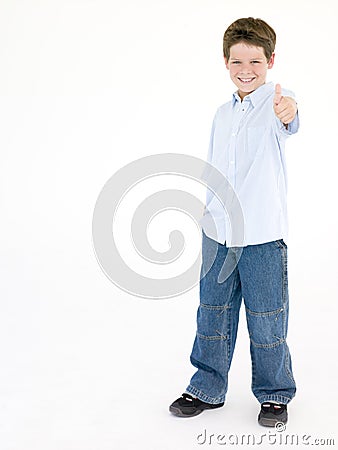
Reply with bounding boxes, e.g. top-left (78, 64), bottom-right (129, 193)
top-left (200, 82), bottom-right (299, 247)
